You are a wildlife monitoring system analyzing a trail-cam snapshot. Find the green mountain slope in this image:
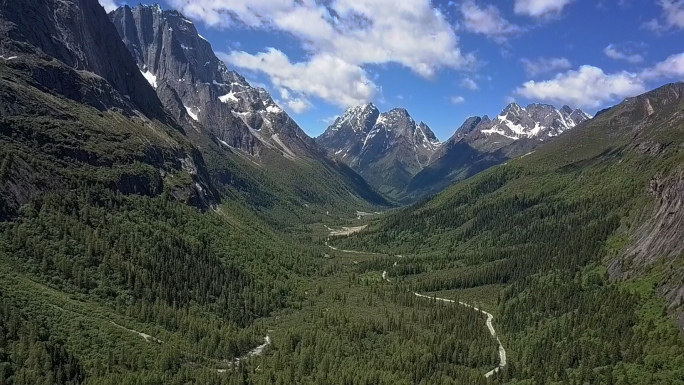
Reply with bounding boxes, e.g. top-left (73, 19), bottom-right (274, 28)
top-left (2, 0), bottom-right (684, 383)
top-left (0, 0), bottom-right (387, 383)
top-left (335, 82), bottom-right (684, 384)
